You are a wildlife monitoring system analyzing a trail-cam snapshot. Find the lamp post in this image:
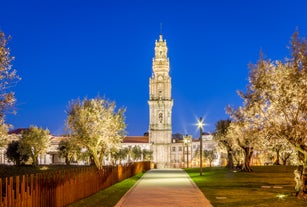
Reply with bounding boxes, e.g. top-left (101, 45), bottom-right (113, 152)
top-left (186, 138), bottom-right (189, 168)
top-left (183, 135), bottom-right (192, 168)
top-left (197, 117), bottom-right (204, 176)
